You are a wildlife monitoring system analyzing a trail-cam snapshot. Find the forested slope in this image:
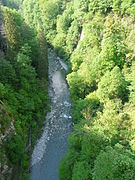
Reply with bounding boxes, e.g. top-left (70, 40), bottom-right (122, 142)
top-left (23, 0), bottom-right (135, 179)
top-left (0, 0), bottom-right (48, 178)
